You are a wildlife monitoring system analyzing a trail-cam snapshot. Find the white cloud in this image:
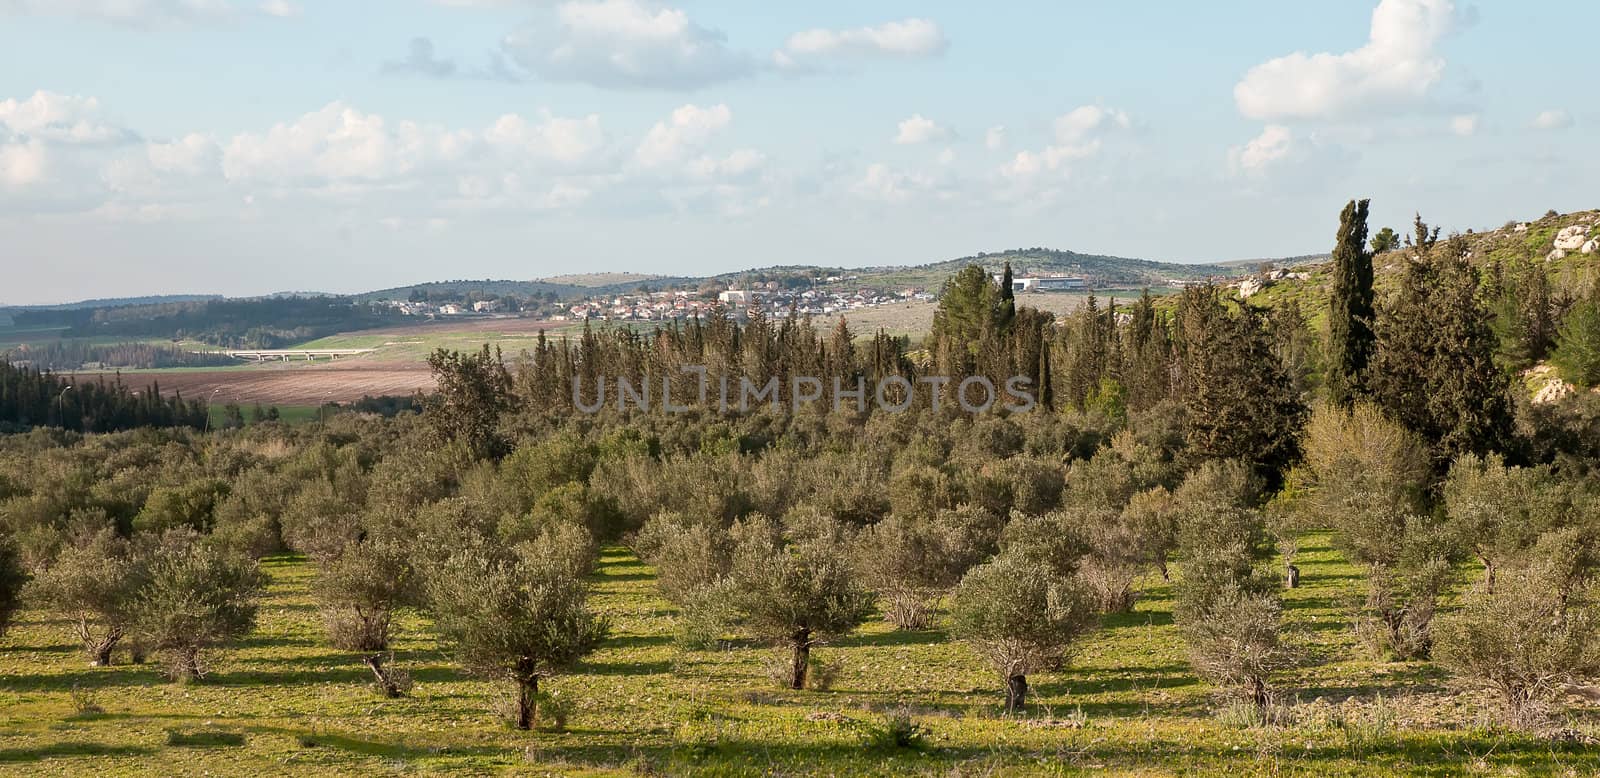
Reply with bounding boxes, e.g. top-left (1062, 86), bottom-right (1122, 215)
top-left (0, 140), bottom-right (48, 187)
top-left (893, 114), bottom-right (949, 145)
top-left (0, 0), bottom-right (297, 24)
top-left (634, 103), bottom-right (731, 166)
top-left (777, 18), bottom-right (946, 68)
top-left (221, 102), bottom-right (470, 184)
top-left (1449, 113), bottom-right (1478, 136)
top-left (937, 148), bottom-right (955, 166)
top-left (1531, 109), bottom-right (1573, 130)
top-left (502, 0), bottom-right (753, 90)
top-left (851, 162), bottom-right (934, 203)
top-left (1234, 0), bottom-right (1458, 121)
top-left (1228, 125), bottom-right (1295, 172)
top-left (0, 91), bottom-right (133, 145)
top-left (484, 112), bottom-right (605, 165)
top-left (1053, 105), bottom-right (1130, 143)
top-left (686, 148), bottom-right (765, 180)
top-left (984, 125), bottom-right (1006, 151)
top-left (1001, 105), bottom-right (1130, 179)
top-left (147, 133), bottom-right (221, 175)
top-left (258, 0), bottom-right (297, 16)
